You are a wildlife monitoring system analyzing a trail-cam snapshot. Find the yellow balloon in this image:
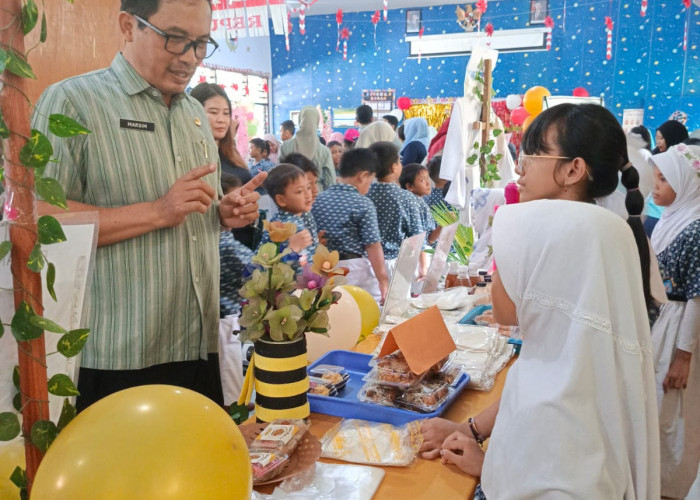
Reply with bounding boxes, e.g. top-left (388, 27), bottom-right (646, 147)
top-left (341, 285), bottom-right (380, 342)
top-left (522, 86), bottom-right (551, 116)
top-left (306, 287), bottom-right (361, 362)
top-left (0, 441), bottom-right (25, 500)
top-left (522, 114), bottom-right (536, 132)
top-left (32, 385), bottom-right (251, 500)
